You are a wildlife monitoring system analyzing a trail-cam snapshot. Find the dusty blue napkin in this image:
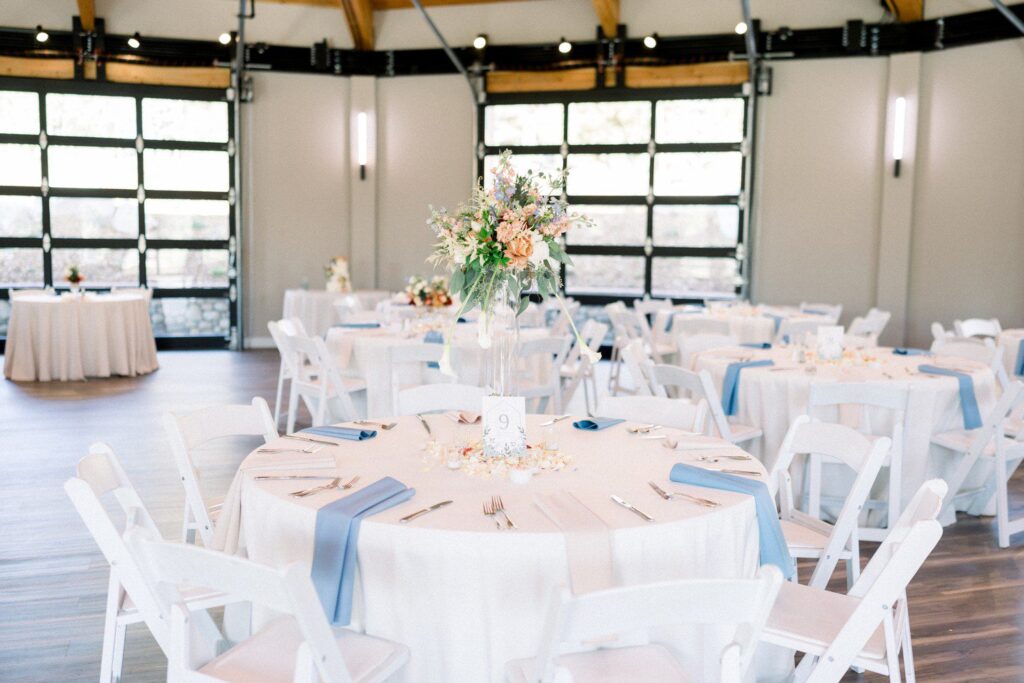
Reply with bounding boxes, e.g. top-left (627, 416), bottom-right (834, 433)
top-left (302, 426), bottom-right (377, 441)
top-left (763, 313), bottom-right (784, 334)
top-left (1015, 340), bottom-right (1024, 377)
top-left (721, 360), bottom-right (774, 416)
top-left (918, 364), bottom-right (982, 429)
top-left (310, 477), bottom-right (415, 625)
top-left (573, 417), bottom-right (625, 431)
top-left (741, 342), bottom-right (772, 349)
top-left (893, 347), bottom-right (929, 356)
top-left (423, 330), bottom-right (444, 368)
top-left (669, 463), bottom-right (795, 579)
top-left (334, 322), bottom-right (381, 329)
